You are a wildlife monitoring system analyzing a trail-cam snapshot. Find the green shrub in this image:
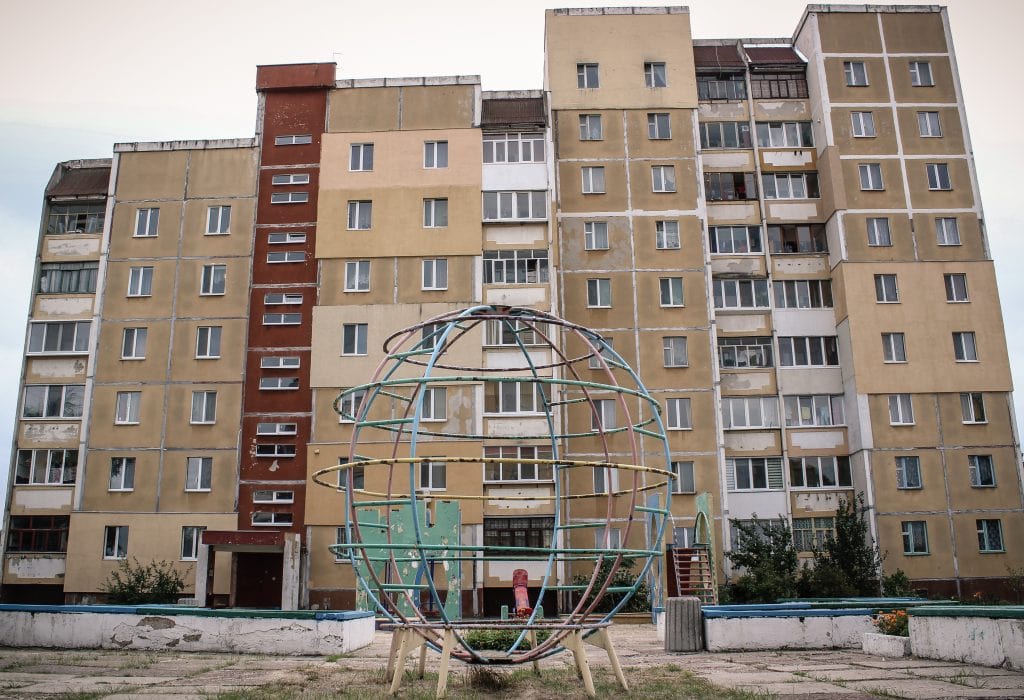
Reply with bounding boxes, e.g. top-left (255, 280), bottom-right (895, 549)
top-left (882, 569), bottom-right (914, 597)
top-left (462, 628), bottom-right (550, 651)
top-left (571, 557), bottom-right (650, 613)
top-left (724, 517), bottom-right (798, 603)
top-left (102, 558), bottom-right (187, 605)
